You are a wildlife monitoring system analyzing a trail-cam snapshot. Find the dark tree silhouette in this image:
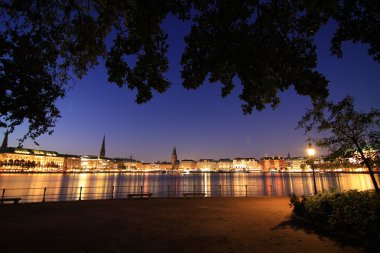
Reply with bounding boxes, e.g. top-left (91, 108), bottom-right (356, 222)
top-left (1, 0), bottom-right (379, 140)
top-left (298, 96), bottom-right (380, 192)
